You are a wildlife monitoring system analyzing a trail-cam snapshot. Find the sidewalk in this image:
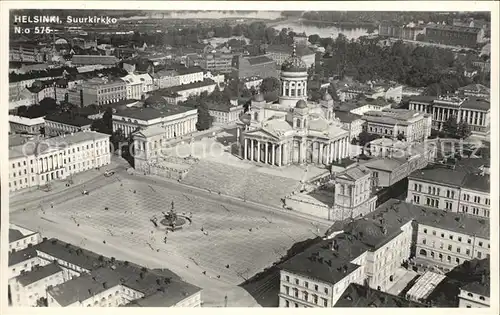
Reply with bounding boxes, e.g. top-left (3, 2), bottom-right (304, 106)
top-left (9, 159), bottom-right (124, 205)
